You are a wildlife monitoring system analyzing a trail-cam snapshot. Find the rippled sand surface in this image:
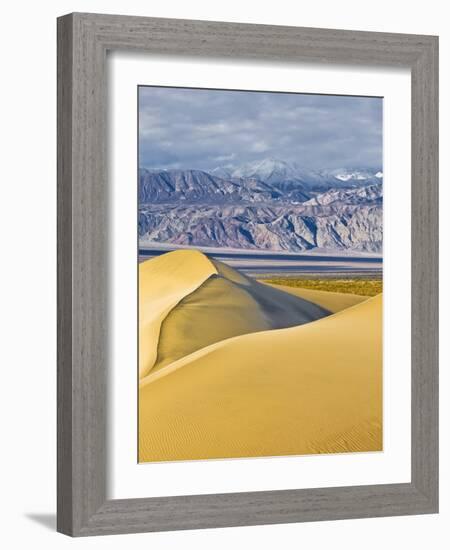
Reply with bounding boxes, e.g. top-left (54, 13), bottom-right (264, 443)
top-left (138, 250), bottom-right (382, 462)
